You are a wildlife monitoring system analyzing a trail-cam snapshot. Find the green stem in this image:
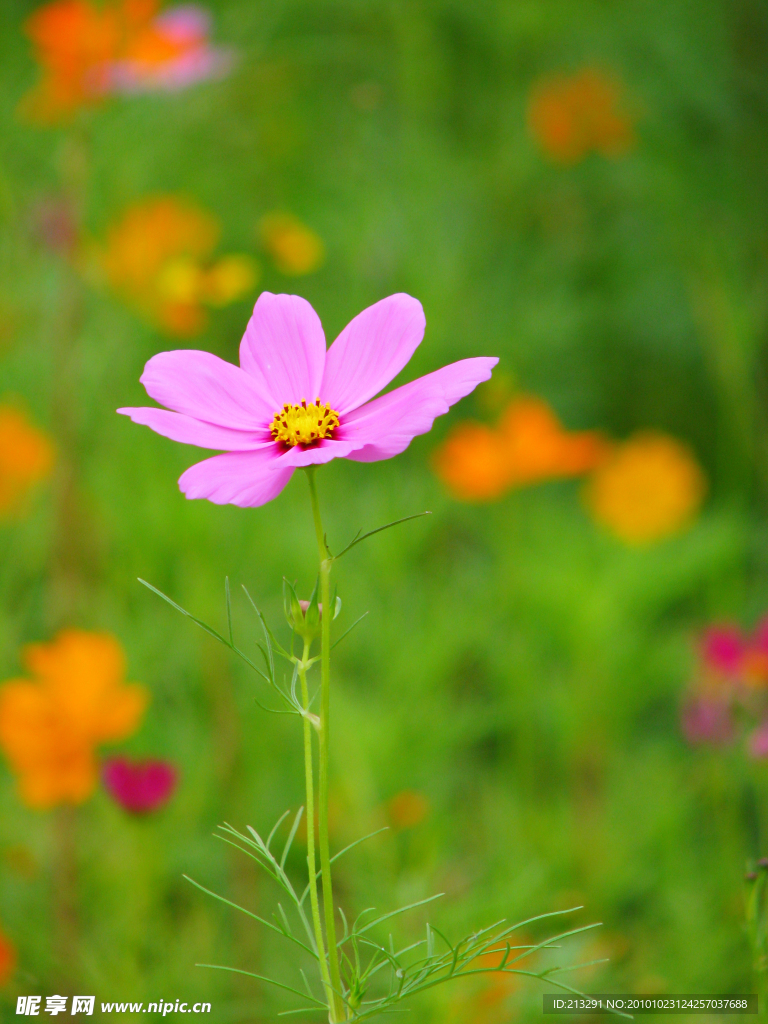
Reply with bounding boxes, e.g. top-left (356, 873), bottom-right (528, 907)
top-left (305, 468), bottom-right (346, 1022)
top-left (298, 641), bottom-right (334, 1009)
